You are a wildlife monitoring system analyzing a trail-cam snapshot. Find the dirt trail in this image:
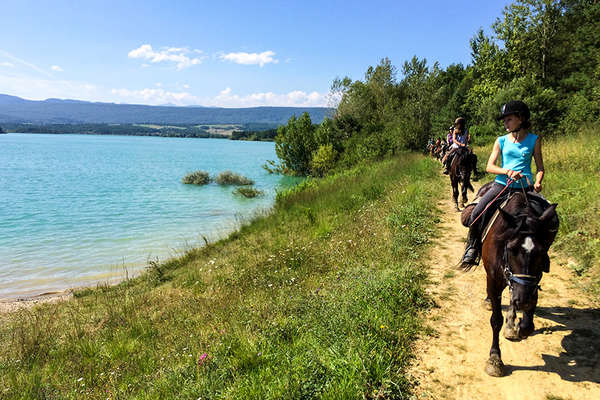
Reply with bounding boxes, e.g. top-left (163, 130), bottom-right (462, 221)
top-left (409, 181), bottom-right (600, 400)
